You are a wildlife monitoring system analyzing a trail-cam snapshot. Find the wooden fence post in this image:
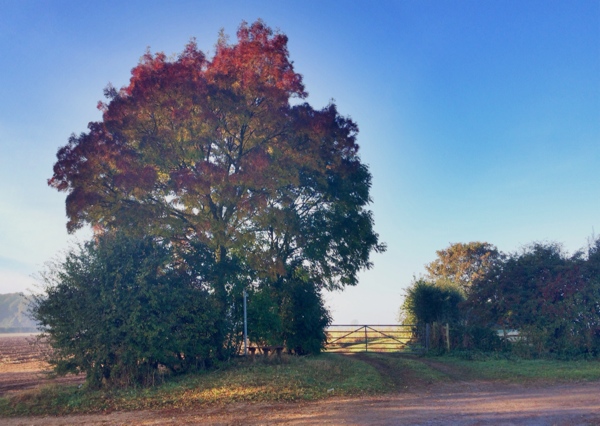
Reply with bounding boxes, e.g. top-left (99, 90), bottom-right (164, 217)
top-left (446, 323), bottom-right (450, 351)
top-left (425, 323), bottom-right (430, 352)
